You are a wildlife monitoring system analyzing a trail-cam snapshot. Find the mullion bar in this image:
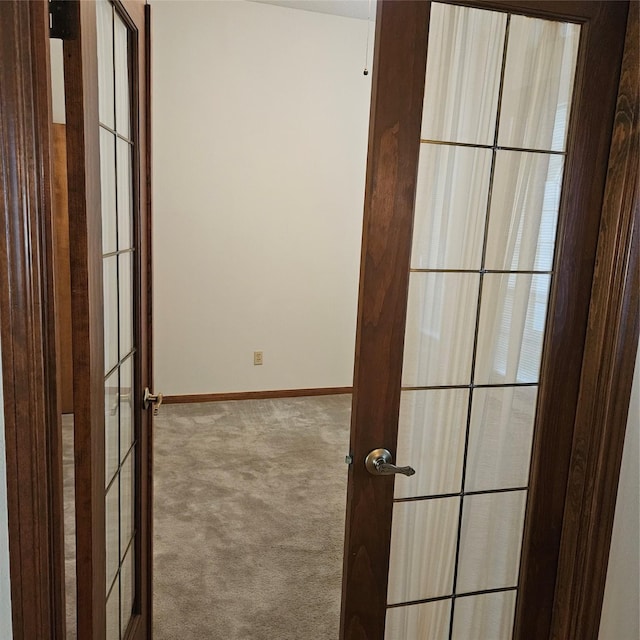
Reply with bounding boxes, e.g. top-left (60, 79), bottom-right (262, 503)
top-left (119, 439), bottom-right (137, 475)
top-left (447, 13), bottom-right (512, 640)
top-left (119, 531), bottom-right (136, 571)
top-left (400, 382), bottom-right (538, 391)
top-left (106, 566), bottom-right (119, 602)
top-left (387, 585), bottom-right (518, 610)
top-left (103, 247), bottom-right (136, 260)
top-left (104, 342), bottom-right (136, 381)
top-left (394, 486), bottom-right (528, 504)
top-left (104, 434), bottom-right (137, 497)
top-left (409, 268), bottom-right (553, 274)
top-left (99, 121), bottom-right (134, 145)
top-left (420, 138), bottom-right (566, 156)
